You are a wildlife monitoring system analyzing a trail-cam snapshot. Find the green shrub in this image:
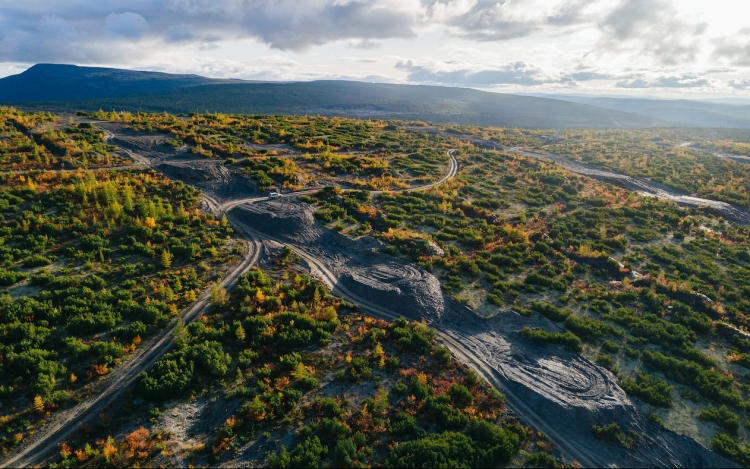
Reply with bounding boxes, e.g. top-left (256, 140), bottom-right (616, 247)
top-left (530, 302), bottom-right (571, 322)
top-left (642, 350), bottom-right (742, 407)
top-left (564, 315), bottom-right (624, 340)
top-left (711, 433), bottom-right (750, 467)
top-left (591, 423), bottom-right (625, 444)
top-left (602, 340), bottom-right (620, 353)
top-left (698, 405), bottom-right (740, 433)
top-left (620, 371), bottom-right (673, 407)
top-left (521, 327), bottom-right (582, 352)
